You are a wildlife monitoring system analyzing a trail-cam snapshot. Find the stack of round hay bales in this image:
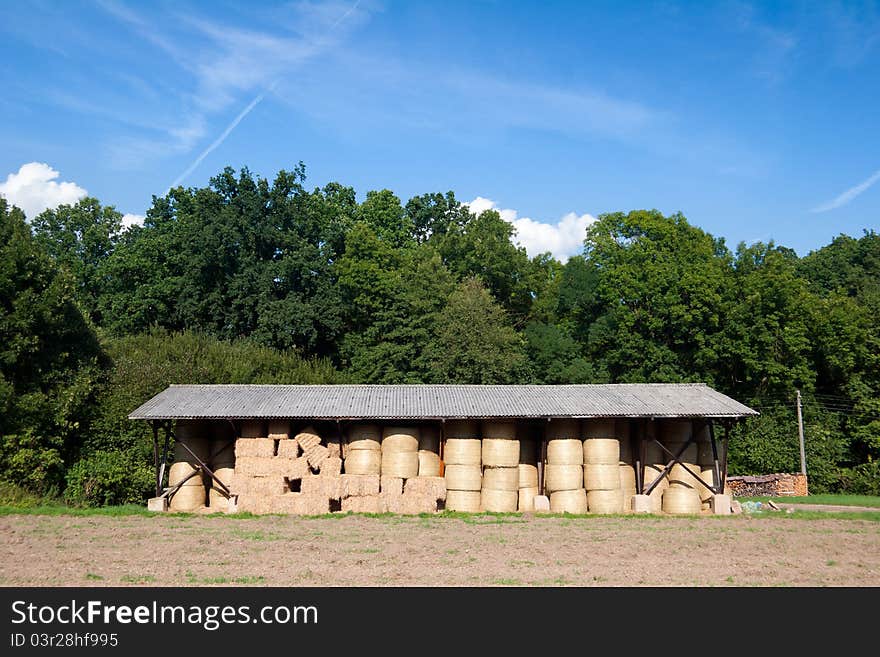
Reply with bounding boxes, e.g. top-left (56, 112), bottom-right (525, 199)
top-left (480, 420), bottom-right (519, 512)
top-left (169, 420), bottom-right (210, 512)
top-left (545, 419), bottom-right (587, 513)
top-left (517, 426), bottom-right (539, 512)
top-left (208, 421), bottom-right (235, 512)
top-left (663, 462), bottom-right (702, 515)
top-left (444, 420), bottom-right (481, 512)
top-left (381, 426), bottom-right (420, 478)
top-left (344, 424), bottom-right (382, 475)
top-left (582, 419), bottom-right (623, 514)
top-left (417, 425), bottom-right (442, 476)
top-left (642, 464), bottom-right (668, 513)
top-left (615, 419), bottom-right (636, 513)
